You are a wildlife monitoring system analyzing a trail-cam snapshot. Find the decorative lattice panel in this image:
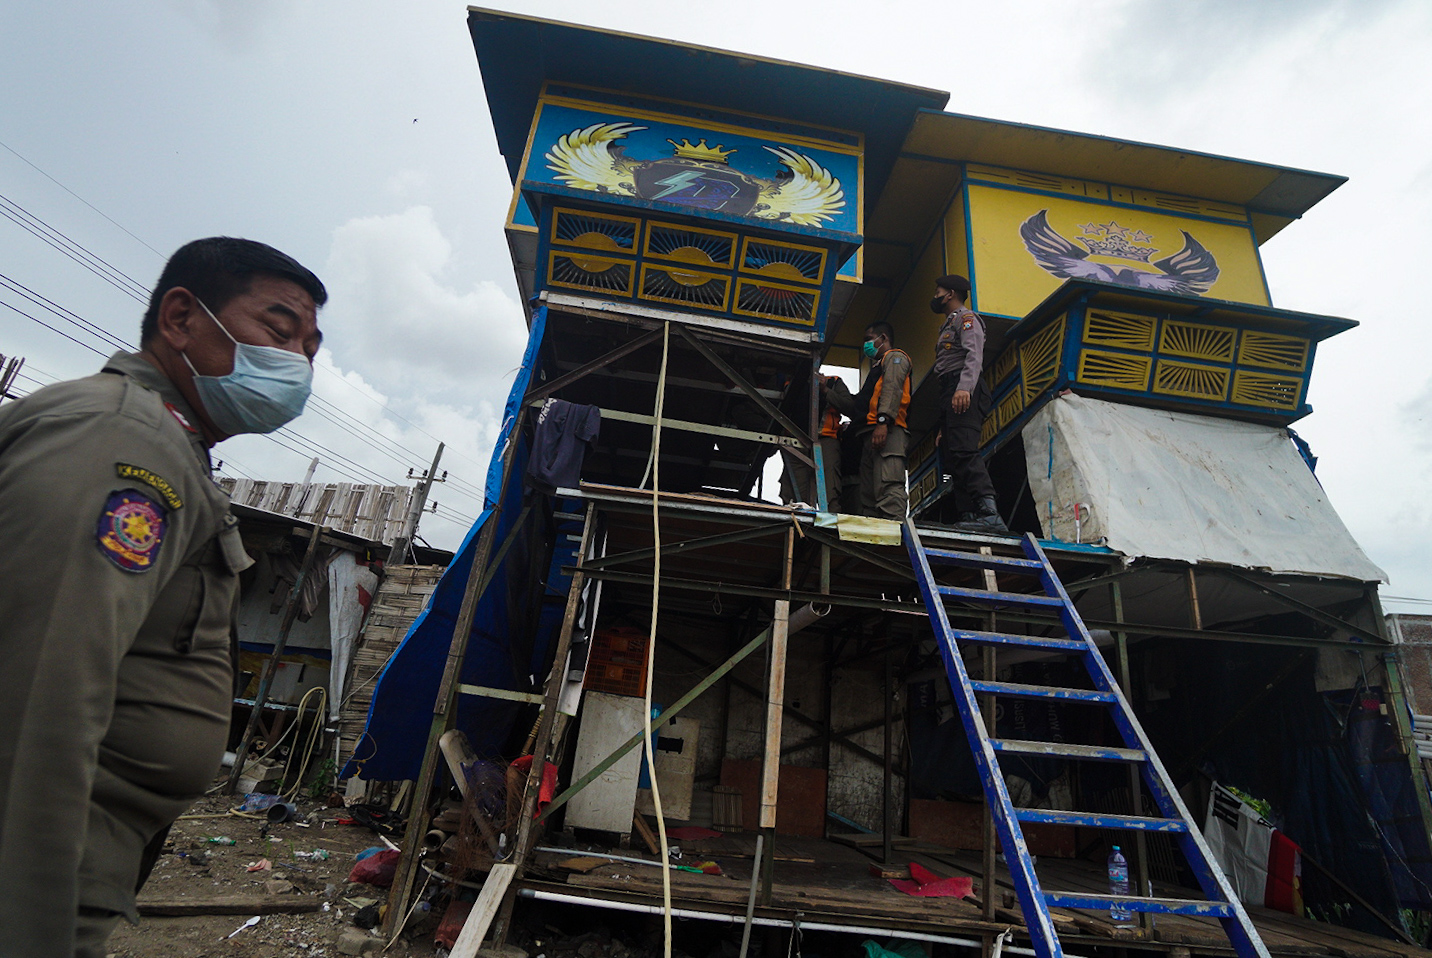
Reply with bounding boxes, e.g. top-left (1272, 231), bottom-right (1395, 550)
top-left (911, 468), bottom-right (940, 507)
top-left (1230, 370), bottom-right (1302, 410)
top-left (732, 278), bottom-right (818, 324)
top-left (980, 413), bottom-right (997, 446)
top-left (1077, 349), bottom-right (1153, 392)
top-left (1020, 320), bottom-right (1066, 404)
top-left (1152, 360), bottom-right (1230, 401)
top-left (1083, 310), bottom-right (1157, 351)
top-left (644, 222), bottom-right (736, 269)
top-left (638, 264), bottom-right (730, 310)
top-left (995, 387), bottom-right (1025, 430)
top-left (1237, 331), bottom-right (1310, 372)
top-left (989, 344), bottom-right (1020, 387)
top-left (741, 238), bottom-right (824, 282)
top-left (549, 252), bottom-right (633, 296)
top-left (1159, 321), bottom-right (1236, 363)
top-left (552, 209), bottom-right (638, 252)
